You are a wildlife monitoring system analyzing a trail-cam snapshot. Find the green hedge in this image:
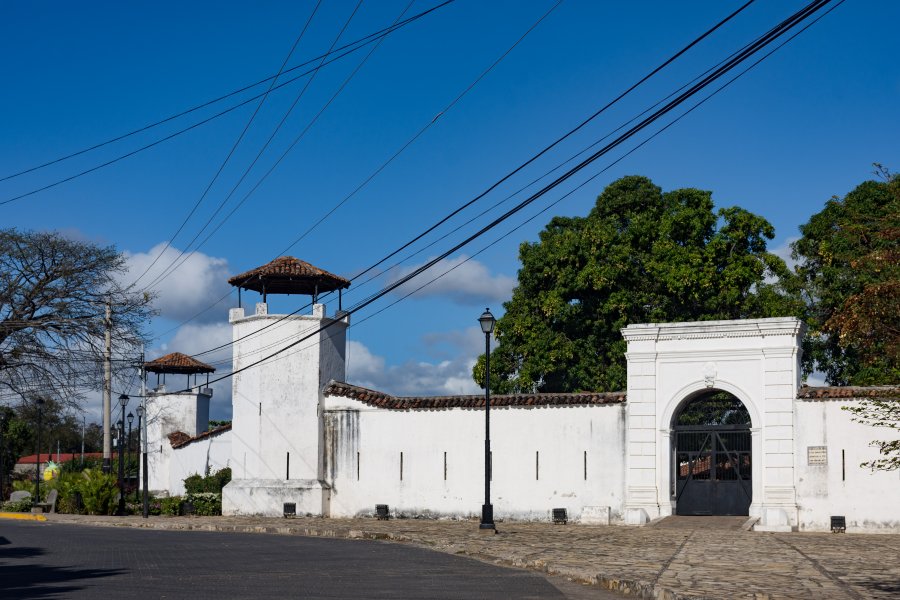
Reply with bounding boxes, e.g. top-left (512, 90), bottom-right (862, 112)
top-left (183, 468), bottom-right (231, 494)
